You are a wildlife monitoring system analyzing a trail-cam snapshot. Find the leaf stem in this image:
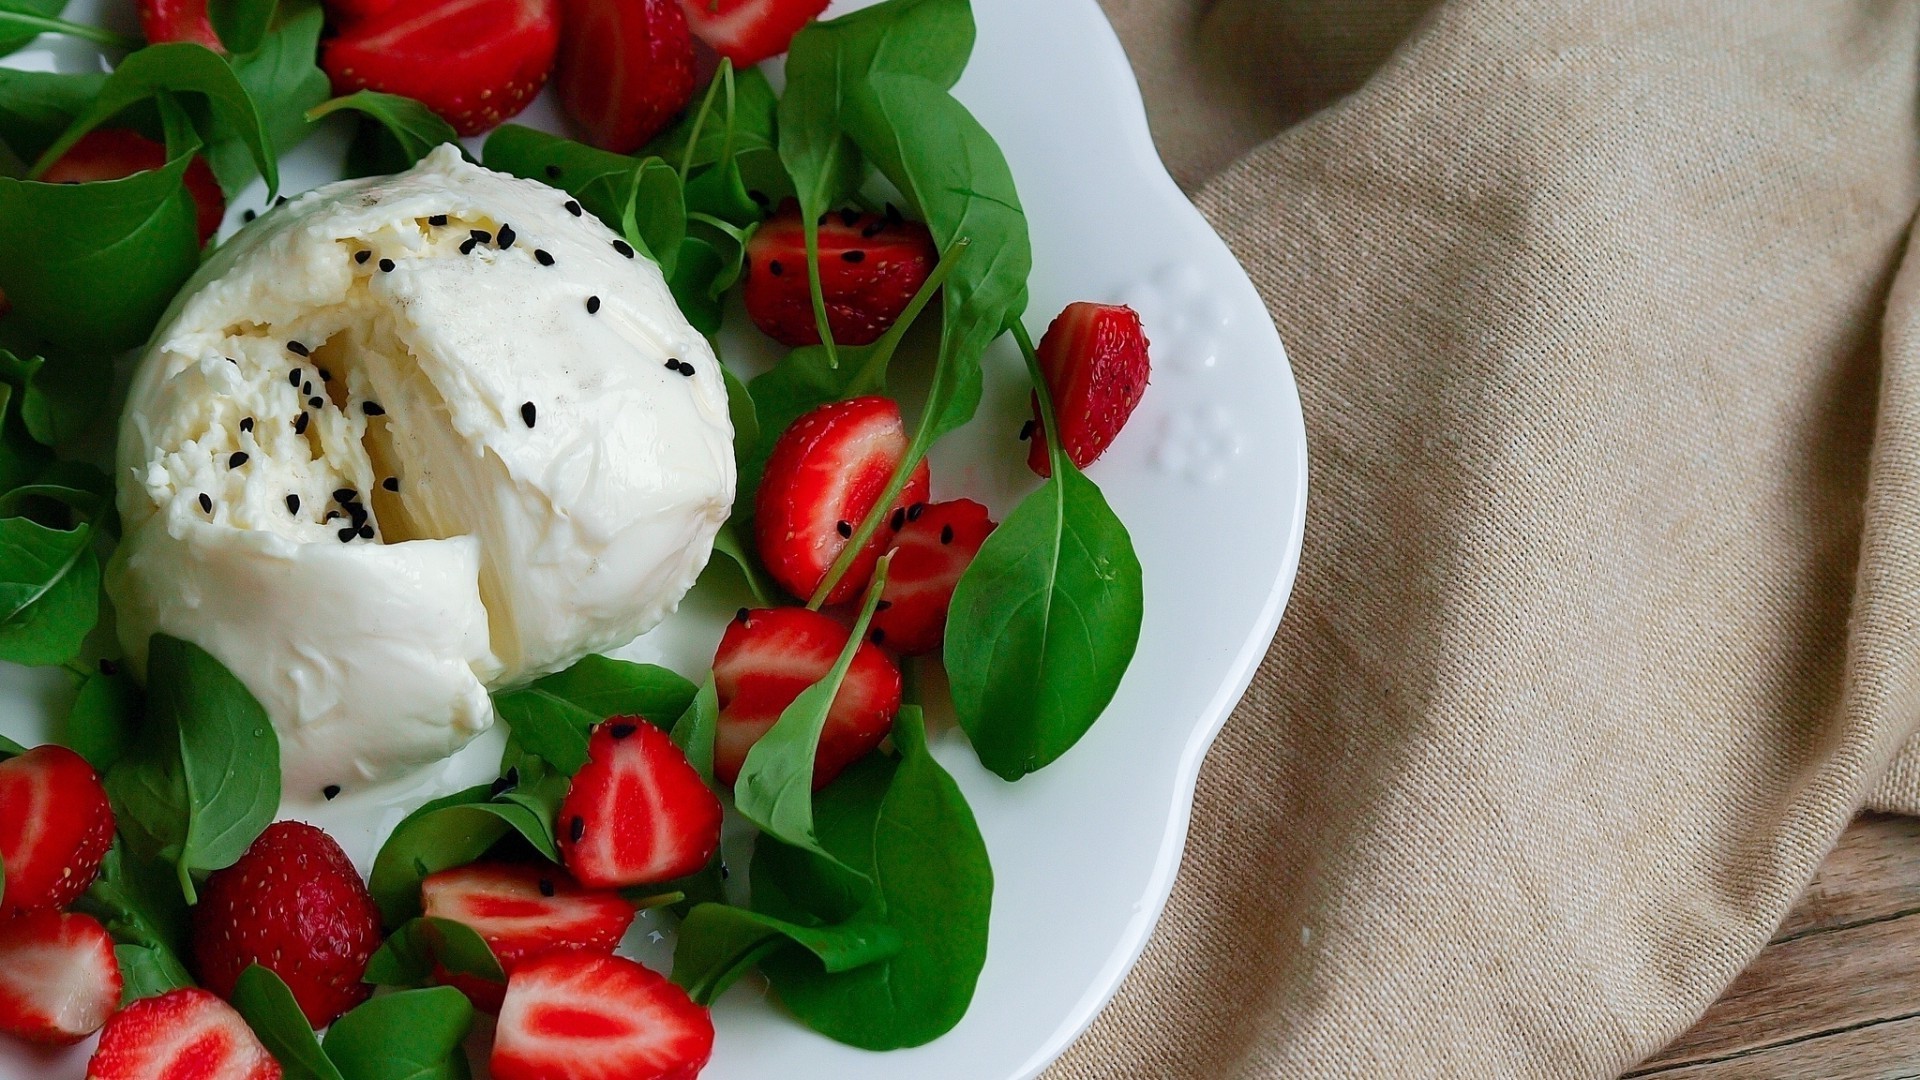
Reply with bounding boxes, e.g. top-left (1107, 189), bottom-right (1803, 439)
top-left (678, 59), bottom-right (730, 181)
top-left (0, 11), bottom-right (140, 50)
top-left (1010, 320), bottom-right (1068, 477)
